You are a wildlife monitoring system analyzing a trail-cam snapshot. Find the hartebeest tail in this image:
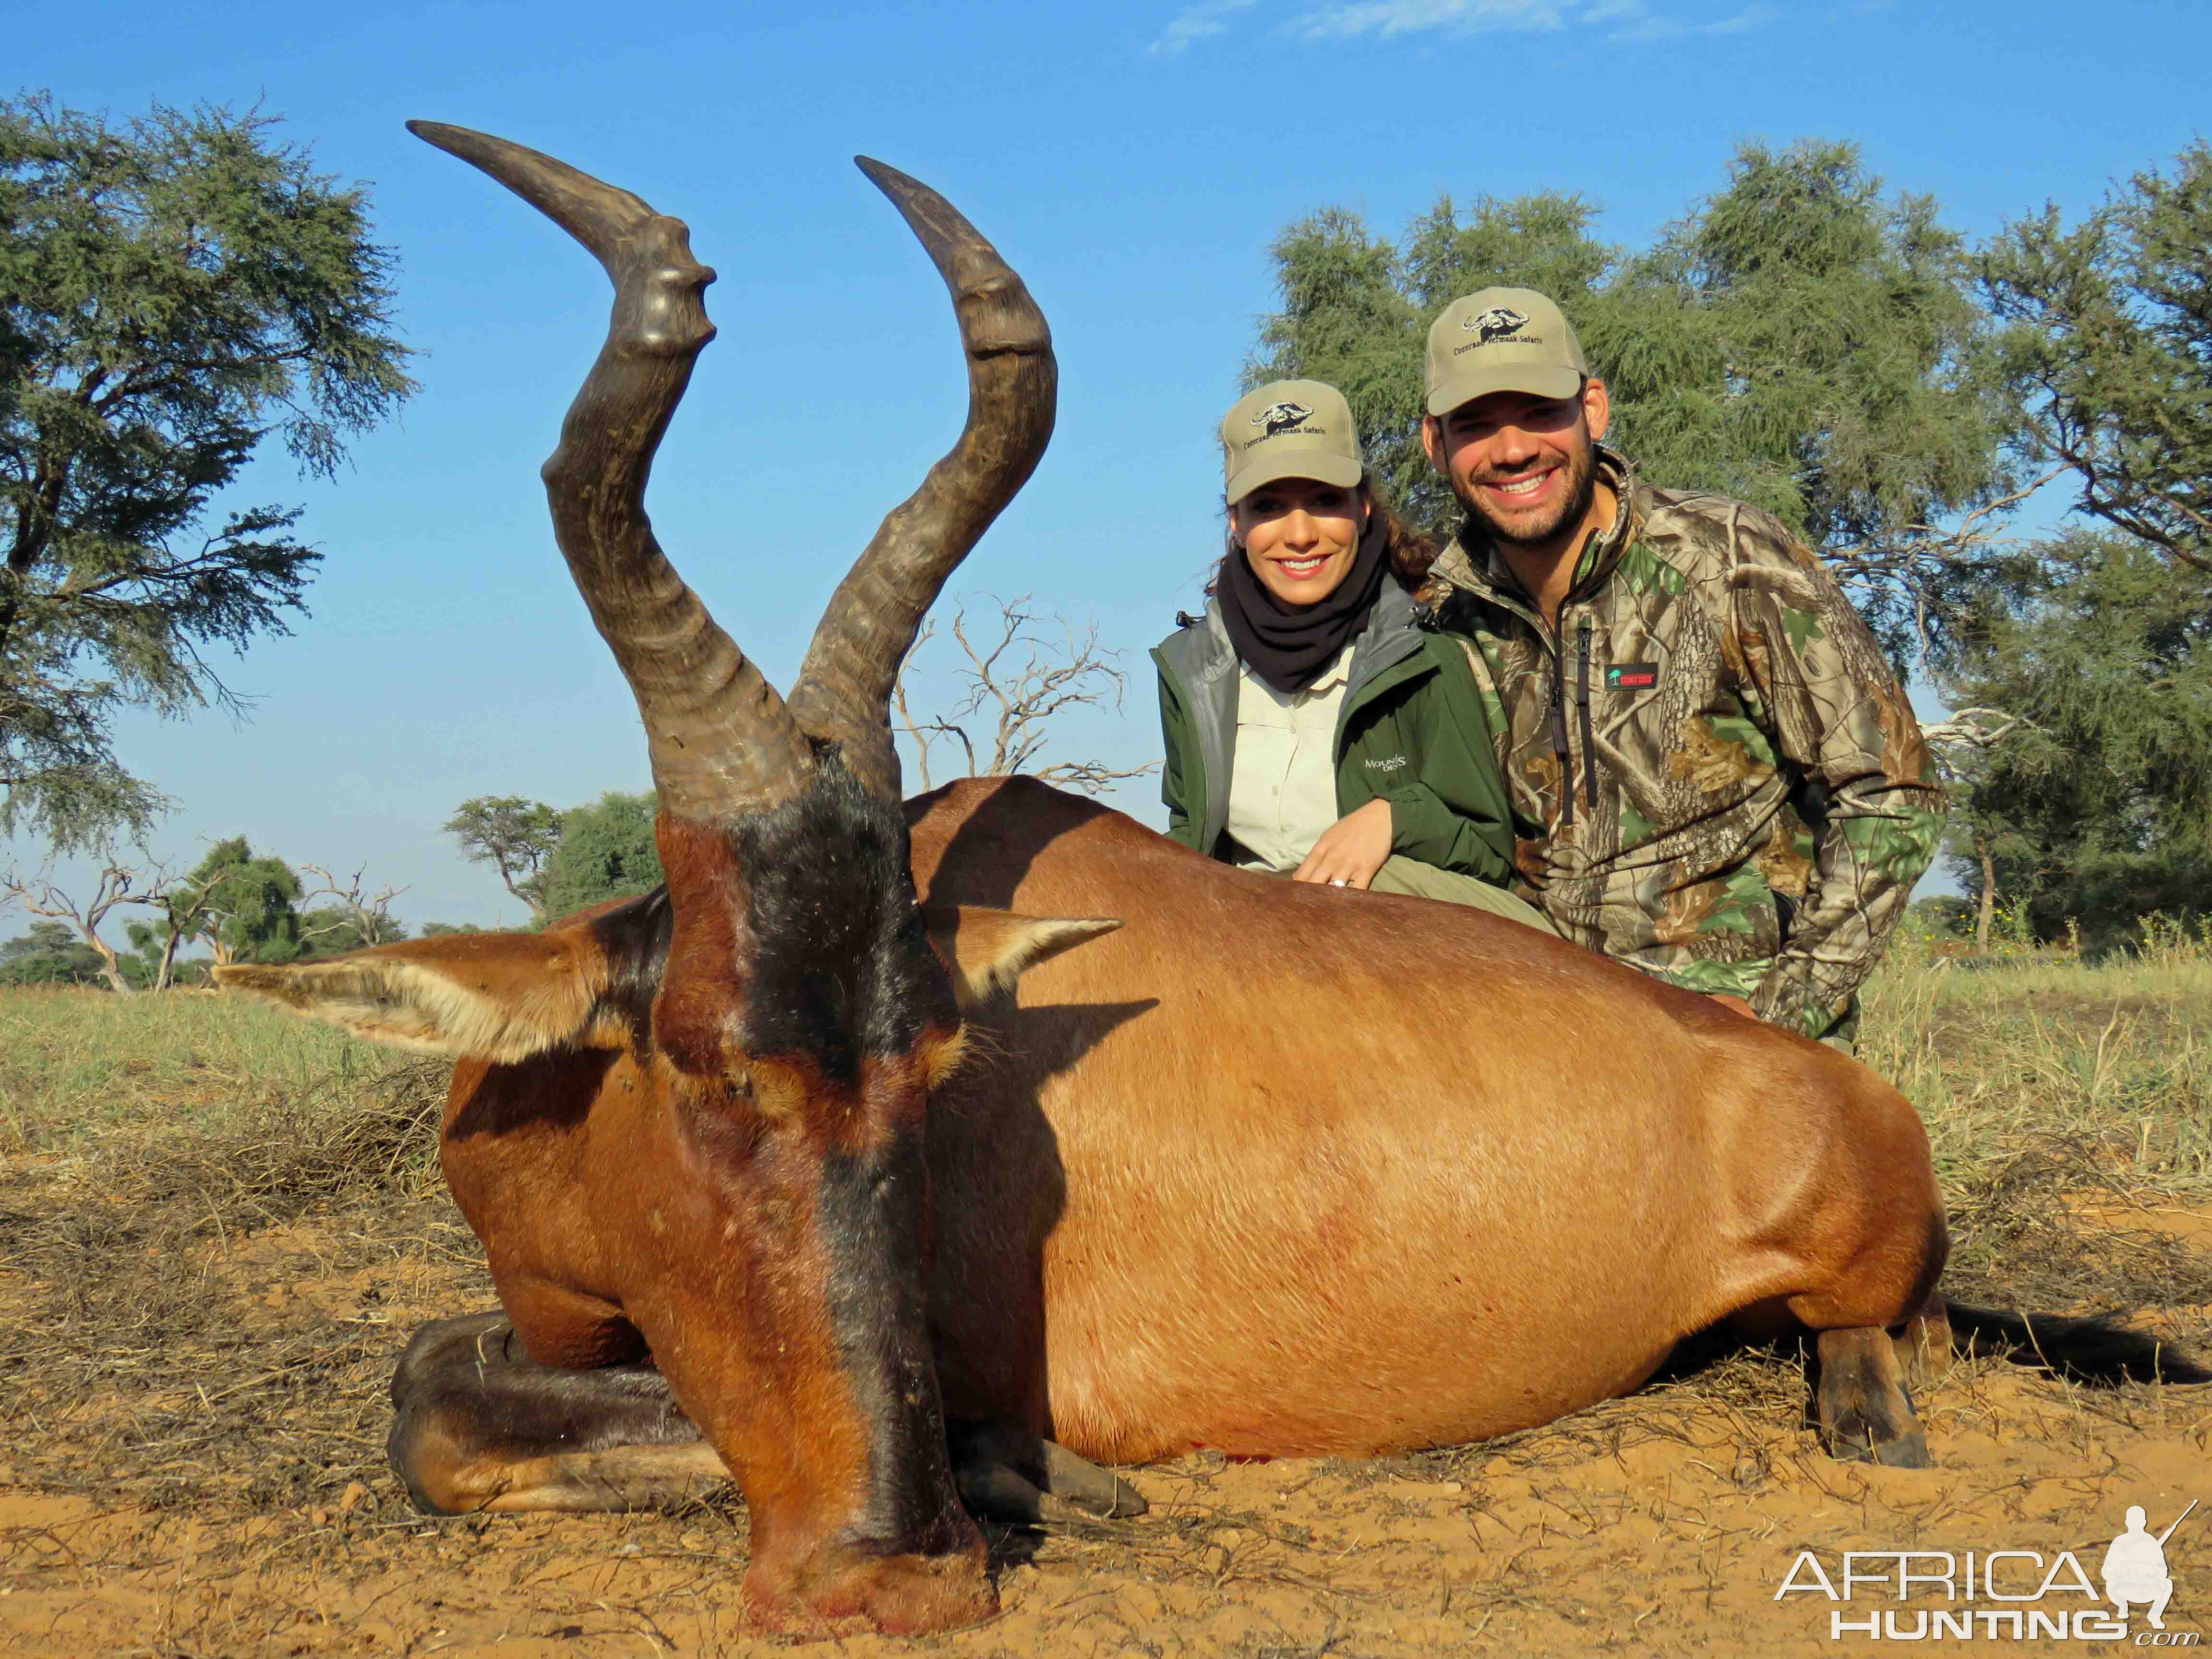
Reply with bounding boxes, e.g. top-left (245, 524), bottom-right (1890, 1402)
top-left (1945, 1302), bottom-right (2212, 1384)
